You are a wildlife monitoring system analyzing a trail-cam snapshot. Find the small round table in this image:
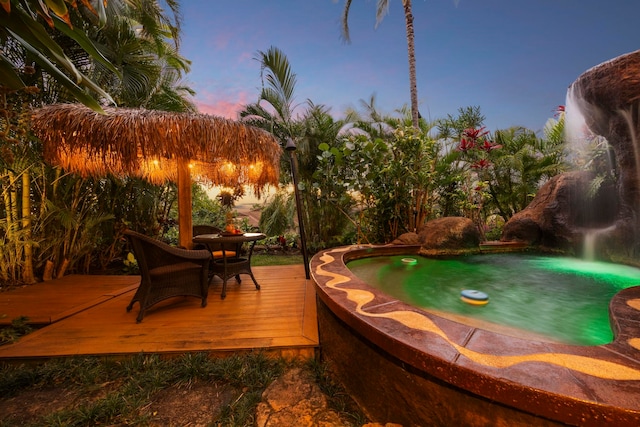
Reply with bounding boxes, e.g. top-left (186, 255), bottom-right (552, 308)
top-left (192, 232), bottom-right (265, 299)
